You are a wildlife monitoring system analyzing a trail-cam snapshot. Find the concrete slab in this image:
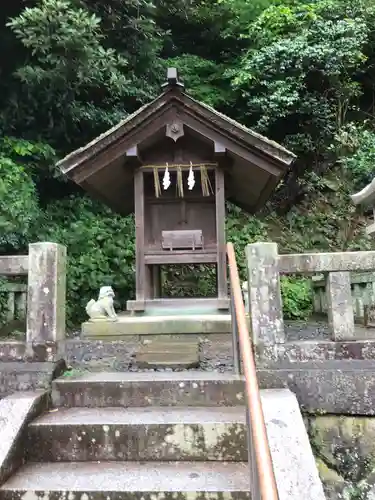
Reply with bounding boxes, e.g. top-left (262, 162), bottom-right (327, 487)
top-left (0, 391), bottom-right (48, 485)
top-left (52, 371), bottom-right (245, 409)
top-left (27, 406), bottom-right (247, 462)
top-left (82, 313), bottom-right (232, 338)
top-left (261, 389), bottom-right (325, 500)
top-left (0, 461), bottom-right (251, 499)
